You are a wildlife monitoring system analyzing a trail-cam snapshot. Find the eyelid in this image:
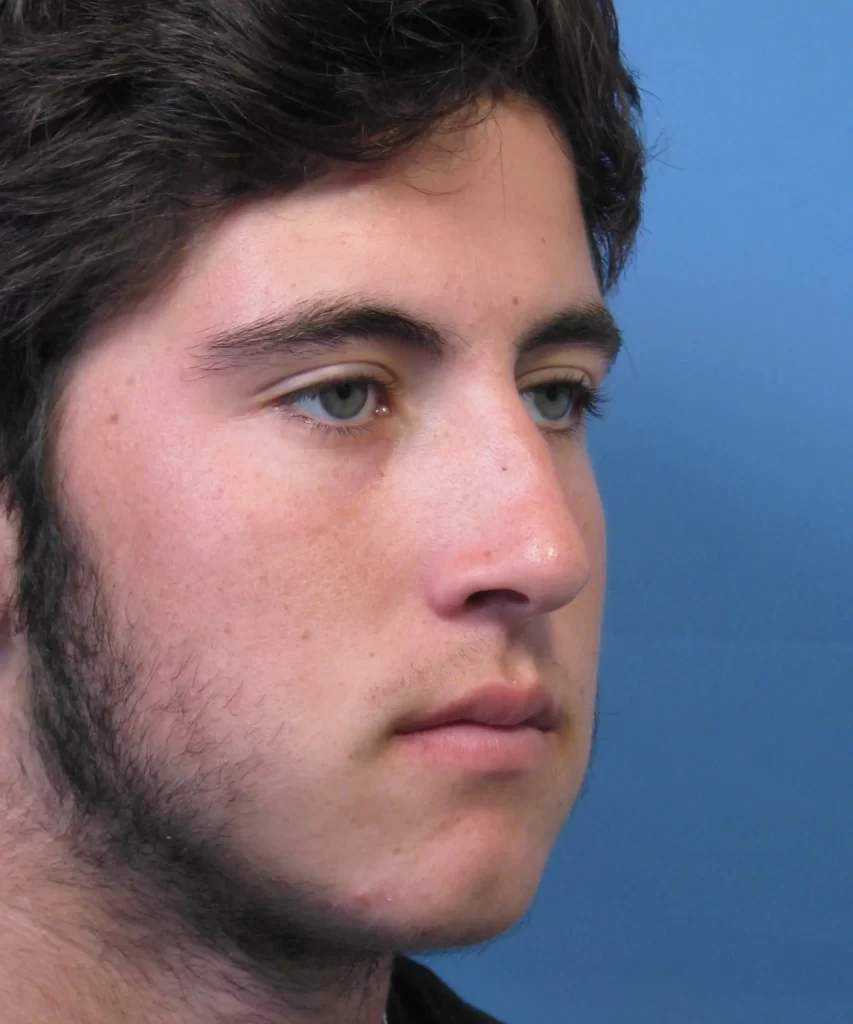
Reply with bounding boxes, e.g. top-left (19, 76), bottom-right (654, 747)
top-left (519, 347), bottom-right (609, 380)
top-left (519, 367), bottom-right (594, 390)
top-left (265, 360), bottom-right (593, 399)
top-left (260, 363), bottom-right (395, 402)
